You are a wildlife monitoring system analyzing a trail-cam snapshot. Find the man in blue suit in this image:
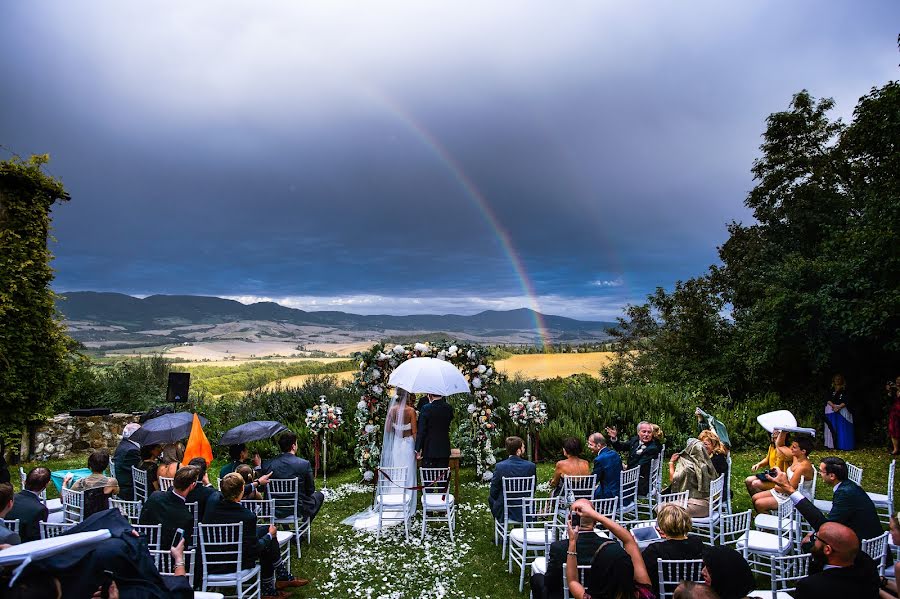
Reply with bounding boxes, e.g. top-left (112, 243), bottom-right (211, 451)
top-left (589, 432), bottom-right (622, 499)
top-left (489, 436), bottom-right (536, 523)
